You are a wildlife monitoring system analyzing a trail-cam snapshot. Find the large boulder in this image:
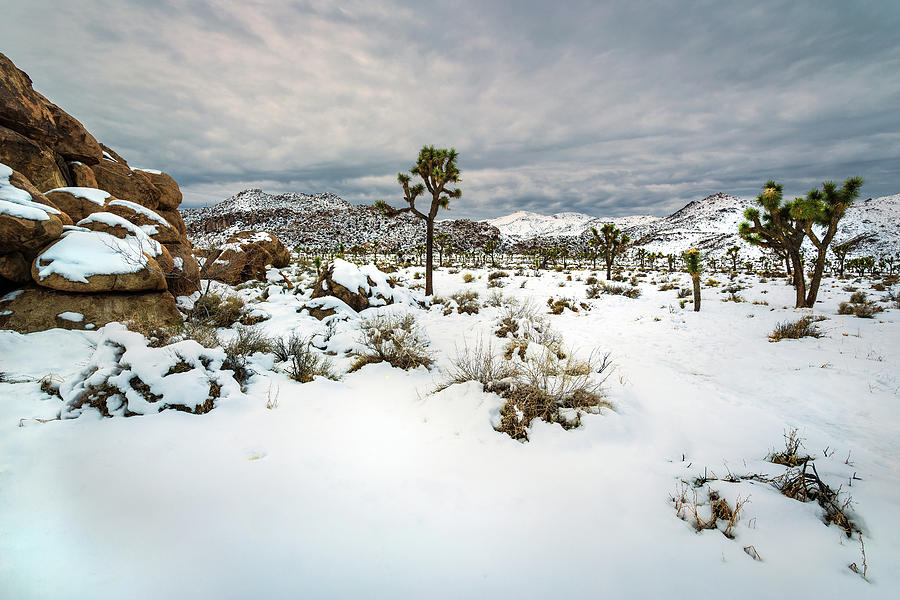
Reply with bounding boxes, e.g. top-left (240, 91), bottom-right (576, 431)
top-left (163, 241), bottom-right (201, 296)
top-left (45, 187), bottom-right (111, 222)
top-left (91, 157), bottom-right (161, 210)
top-left (0, 53), bottom-right (58, 147)
top-left (309, 258), bottom-right (422, 314)
top-left (201, 231), bottom-right (291, 285)
top-left (0, 286), bottom-right (182, 334)
top-left (31, 228), bottom-right (168, 293)
top-left (139, 169), bottom-right (182, 210)
top-left (0, 125), bottom-right (68, 192)
top-left (105, 199), bottom-right (181, 243)
top-left (0, 163), bottom-right (65, 253)
top-left (157, 207), bottom-right (187, 235)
